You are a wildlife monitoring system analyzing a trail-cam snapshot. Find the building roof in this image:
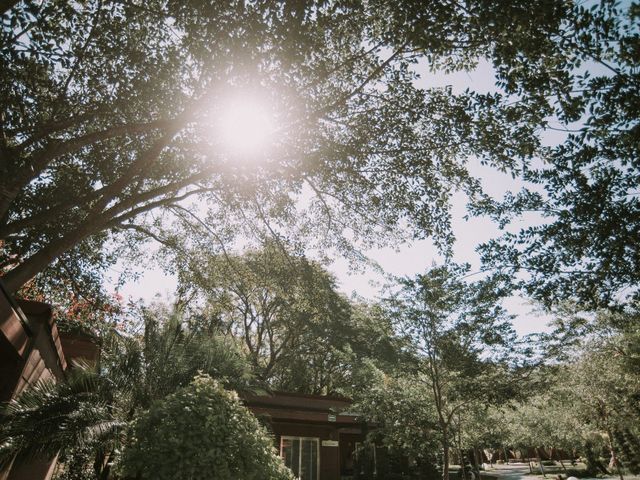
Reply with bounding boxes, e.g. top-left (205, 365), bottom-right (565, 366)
top-left (243, 391), bottom-right (362, 426)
